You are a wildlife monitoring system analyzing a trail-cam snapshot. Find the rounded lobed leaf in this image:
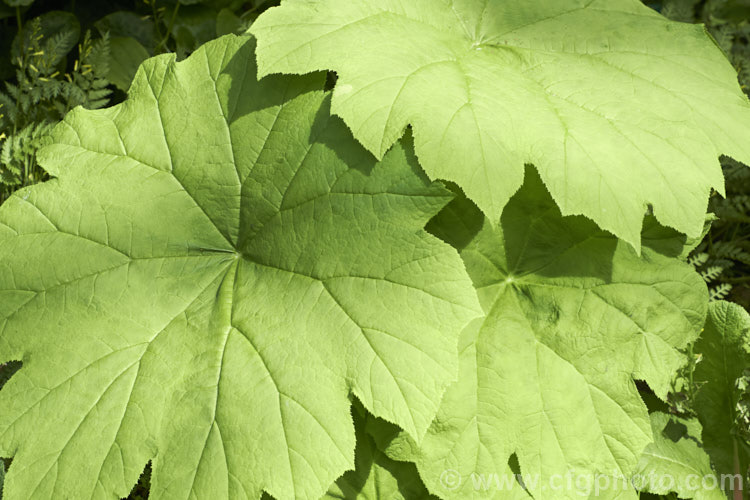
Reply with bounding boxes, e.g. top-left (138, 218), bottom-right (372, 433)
top-left (250, 0), bottom-right (750, 249)
top-left (0, 35), bottom-right (480, 500)
top-left (382, 170), bottom-right (708, 499)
